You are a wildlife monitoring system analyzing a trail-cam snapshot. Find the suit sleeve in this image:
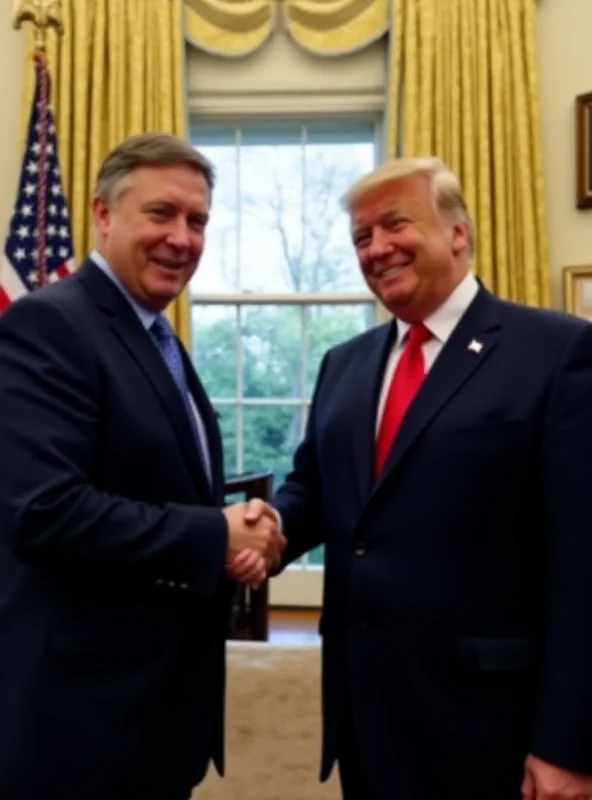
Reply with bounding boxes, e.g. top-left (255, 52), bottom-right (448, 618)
top-left (0, 296), bottom-right (228, 595)
top-left (530, 323), bottom-right (592, 773)
top-left (271, 352), bottom-right (328, 568)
